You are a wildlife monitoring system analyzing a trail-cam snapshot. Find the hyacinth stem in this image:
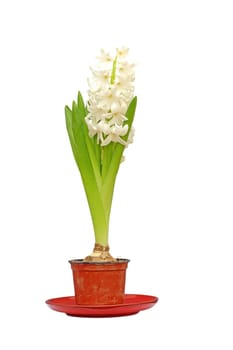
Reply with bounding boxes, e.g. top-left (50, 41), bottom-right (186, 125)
top-left (110, 56), bottom-right (117, 84)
